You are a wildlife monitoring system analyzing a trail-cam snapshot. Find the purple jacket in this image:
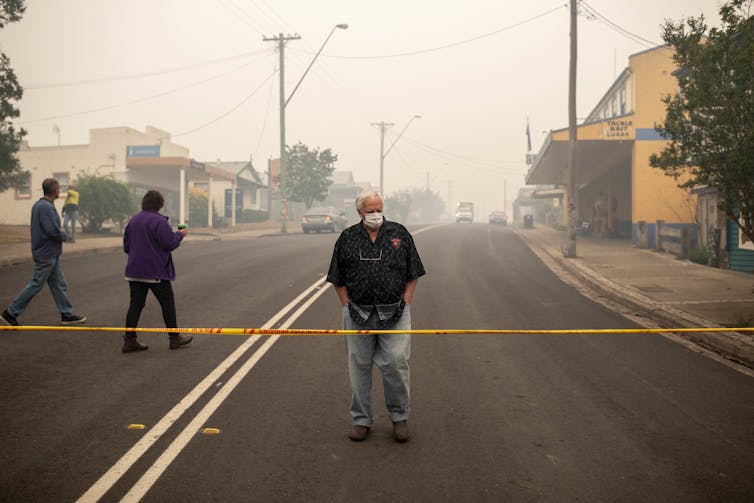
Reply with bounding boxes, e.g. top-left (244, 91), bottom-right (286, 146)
top-left (123, 210), bottom-right (184, 281)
